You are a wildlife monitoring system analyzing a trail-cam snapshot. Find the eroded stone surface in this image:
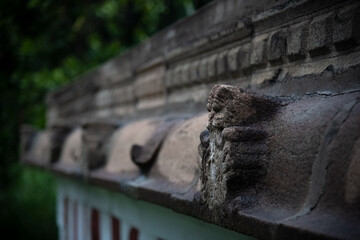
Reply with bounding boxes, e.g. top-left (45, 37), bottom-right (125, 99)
top-left (49, 124), bottom-right (72, 163)
top-left (106, 119), bottom-right (161, 174)
top-left (59, 128), bottom-right (83, 168)
top-left (130, 119), bottom-right (178, 173)
top-left (199, 84), bottom-right (280, 209)
top-left (82, 121), bottom-right (119, 170)
top-left (151, 114), bottom-right (207, 189)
